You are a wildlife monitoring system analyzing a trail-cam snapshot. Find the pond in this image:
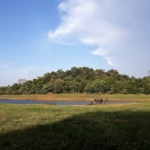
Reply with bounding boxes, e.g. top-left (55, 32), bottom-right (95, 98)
top-left (0, 99), bottom-right (134, 105)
